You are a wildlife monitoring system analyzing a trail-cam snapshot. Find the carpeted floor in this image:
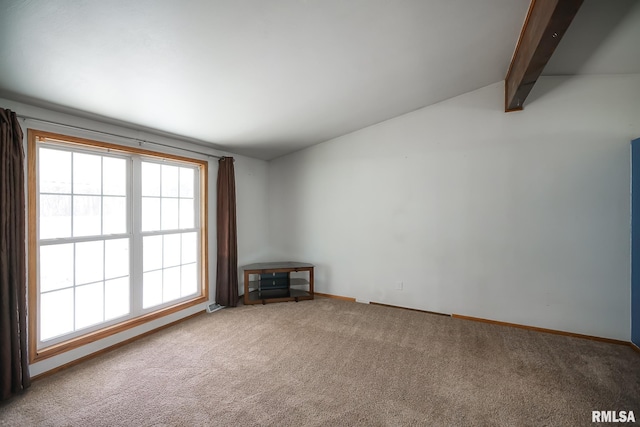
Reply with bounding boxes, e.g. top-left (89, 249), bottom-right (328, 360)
top-left (1, 297), bottom-right (639, 426)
